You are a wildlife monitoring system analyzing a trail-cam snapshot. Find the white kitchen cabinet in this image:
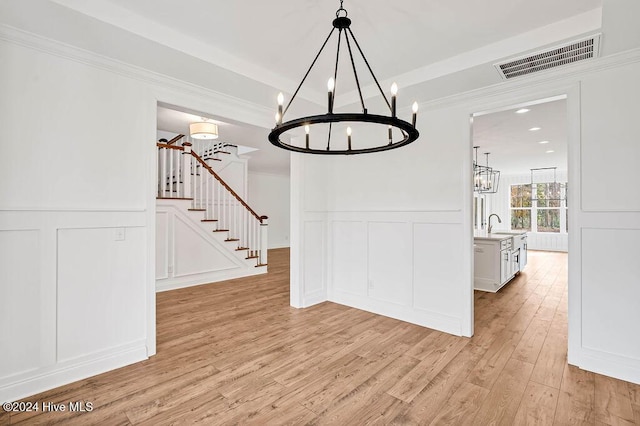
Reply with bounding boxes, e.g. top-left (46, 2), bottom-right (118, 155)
top-left (473, 231), bottom-right (527, 293)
